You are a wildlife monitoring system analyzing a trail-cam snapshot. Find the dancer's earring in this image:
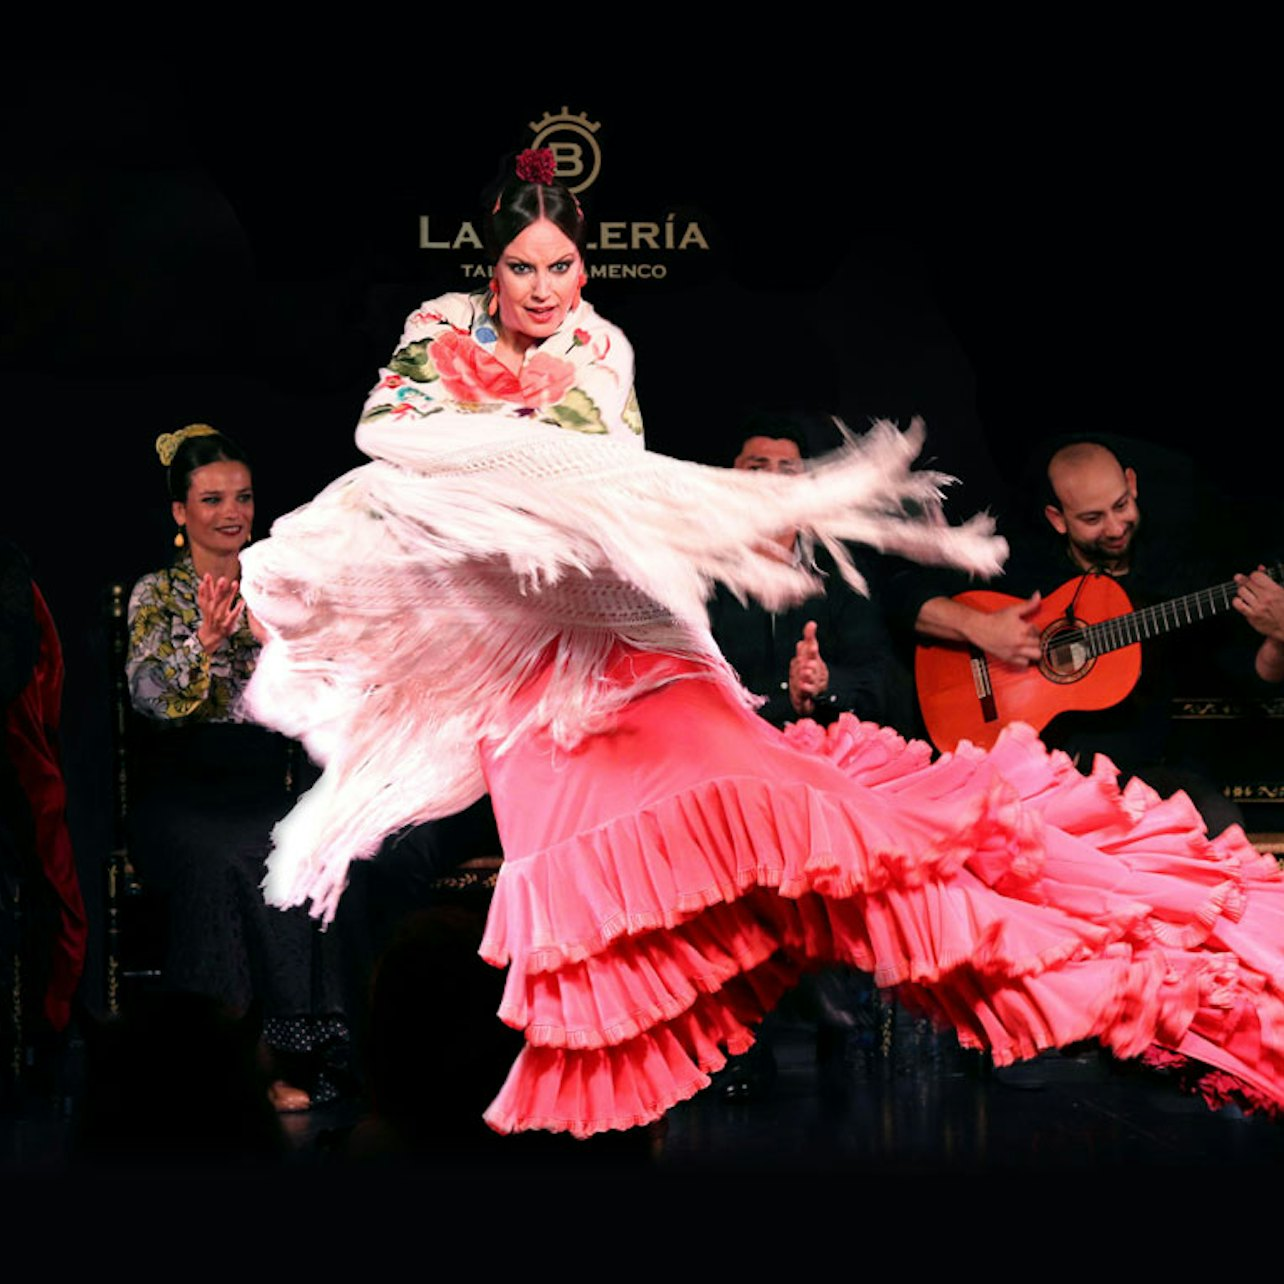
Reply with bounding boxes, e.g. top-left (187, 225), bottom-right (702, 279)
top-left (487, 279), bottom-right (499, 318)
top-left (174, 527), bottom-right (186, 550)
top-left (572, 271), bottom-right (587, 310)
